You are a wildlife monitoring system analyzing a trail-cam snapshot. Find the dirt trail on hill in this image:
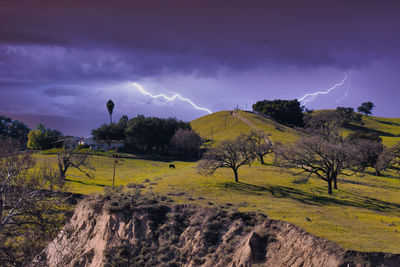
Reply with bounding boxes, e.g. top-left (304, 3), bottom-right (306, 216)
top-left (33, 195), bottom-right (400, 267)
top-left (232, 111), bottom-right (272, 144)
